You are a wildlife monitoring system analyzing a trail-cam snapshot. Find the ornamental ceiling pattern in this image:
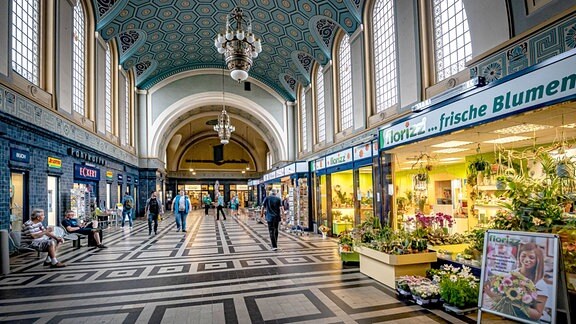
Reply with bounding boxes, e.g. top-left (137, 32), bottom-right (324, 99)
top-left (92, 0), bottom-right (361, 100)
